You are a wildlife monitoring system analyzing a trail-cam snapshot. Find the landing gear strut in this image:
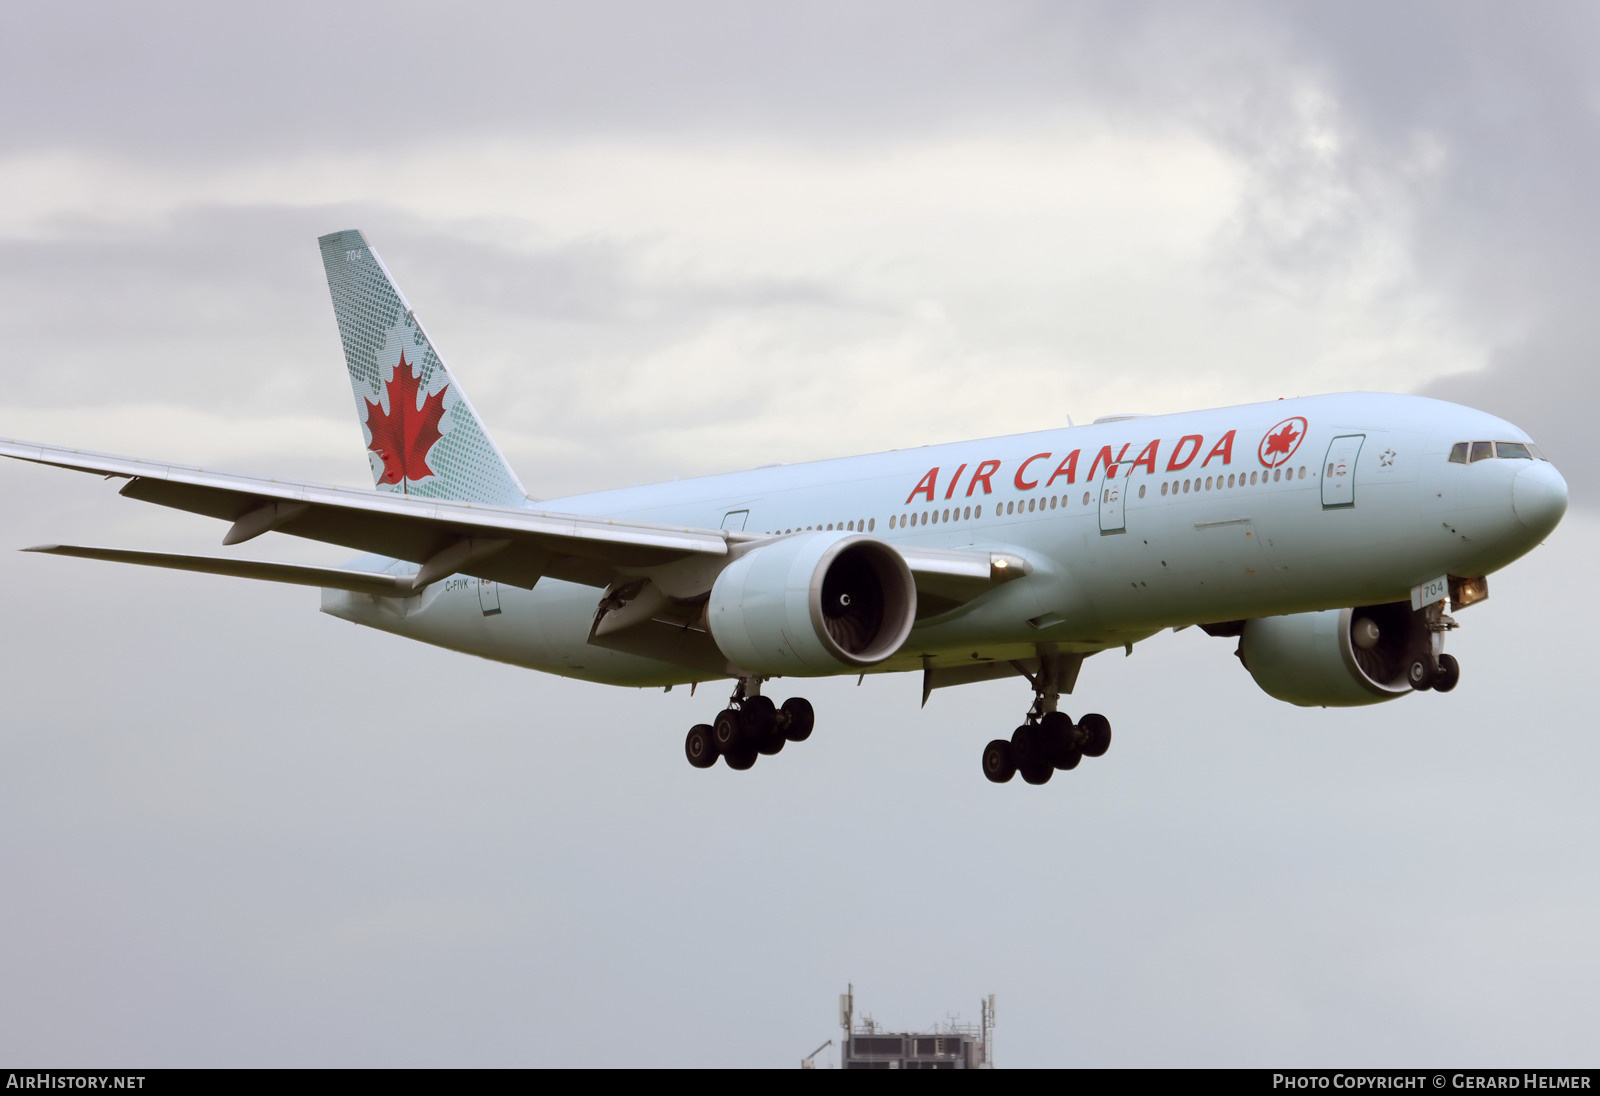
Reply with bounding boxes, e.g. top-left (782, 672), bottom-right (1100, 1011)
top-left (982, 654), bottom-right (1113, 786)
top-left (684, 678), bottom-right (816, 771)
